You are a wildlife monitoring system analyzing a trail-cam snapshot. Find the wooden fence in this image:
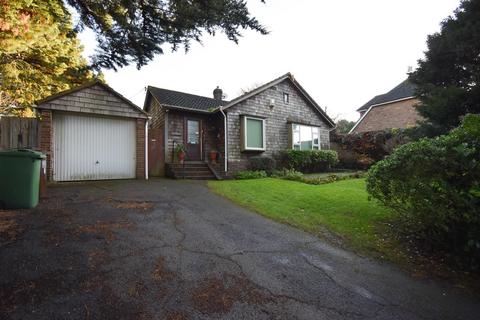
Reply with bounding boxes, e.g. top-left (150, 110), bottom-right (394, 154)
top-left (0, 116), bottom-right (39, 150)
